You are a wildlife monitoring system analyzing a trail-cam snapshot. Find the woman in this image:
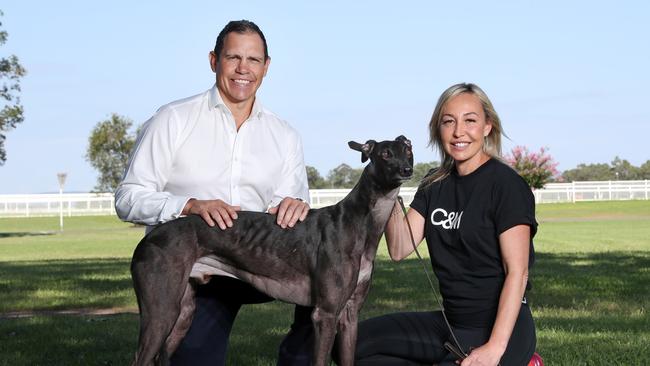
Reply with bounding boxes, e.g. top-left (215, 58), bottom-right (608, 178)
top-left (354, 83), bottom-right (537, 365)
